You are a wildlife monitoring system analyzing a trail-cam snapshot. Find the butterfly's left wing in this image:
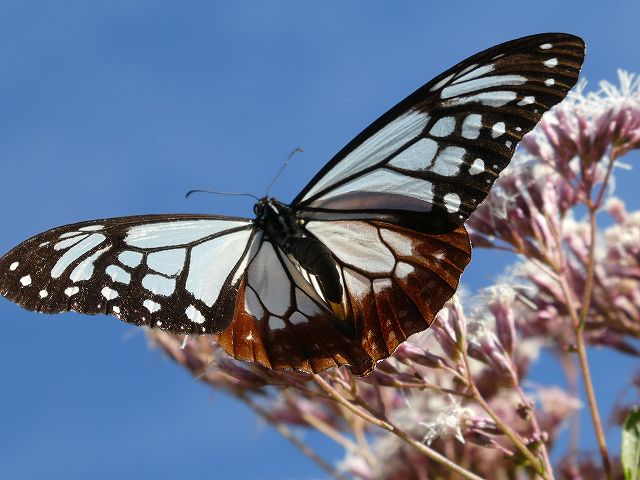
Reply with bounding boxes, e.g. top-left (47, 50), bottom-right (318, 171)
top-left (0, 215), bottom-right (257, 334)
top-left (215, 219), bottom-right (471, 375)
top-left (292, 33), bottom-right (585, 233)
